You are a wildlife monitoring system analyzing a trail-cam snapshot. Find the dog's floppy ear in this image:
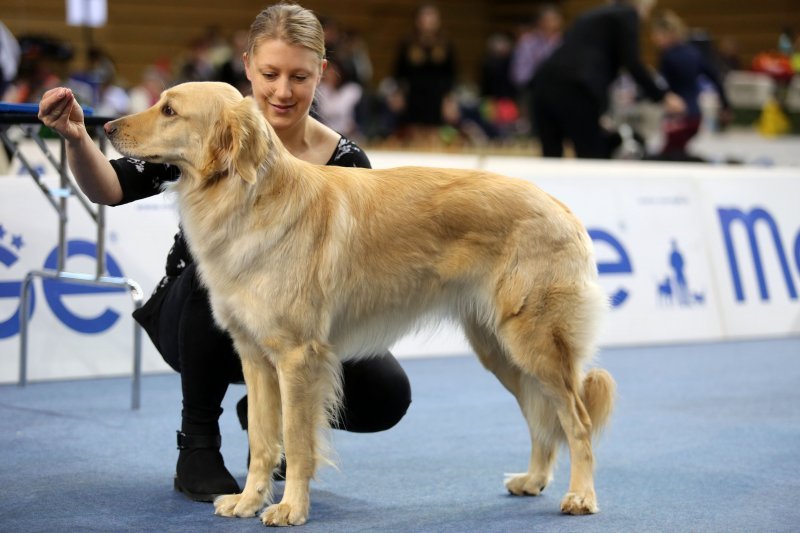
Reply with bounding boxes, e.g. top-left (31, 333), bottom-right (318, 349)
top-left (206, 96), bottom-right (267, 185)
top-left (229, 97), bottom-right (269, 185)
